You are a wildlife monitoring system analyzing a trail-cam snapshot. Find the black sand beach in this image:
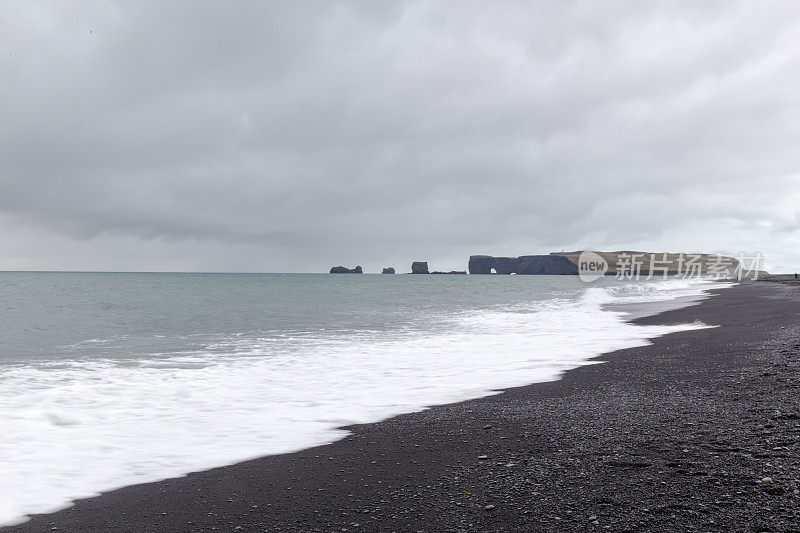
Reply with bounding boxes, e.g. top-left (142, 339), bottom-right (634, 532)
top-left (5, 281), bottom-right (800, 532)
